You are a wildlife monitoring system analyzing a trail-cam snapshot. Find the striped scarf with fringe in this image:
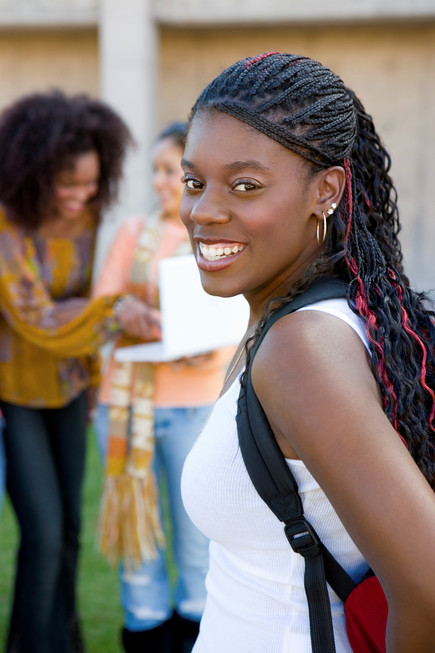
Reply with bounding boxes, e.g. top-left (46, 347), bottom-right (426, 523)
top-left (98, 215), bottom-right (191, 568)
